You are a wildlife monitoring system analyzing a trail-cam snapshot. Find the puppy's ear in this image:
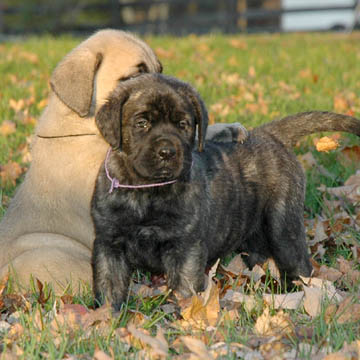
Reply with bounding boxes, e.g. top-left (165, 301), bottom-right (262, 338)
top-left (185, 88), bottom-right (208, 152)
top-left (50, 48), bottom-right (103, 117)
top-left (170, 79), bottom-right (208, 152)
top-left (95, 93), bottom-right (129, 150)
